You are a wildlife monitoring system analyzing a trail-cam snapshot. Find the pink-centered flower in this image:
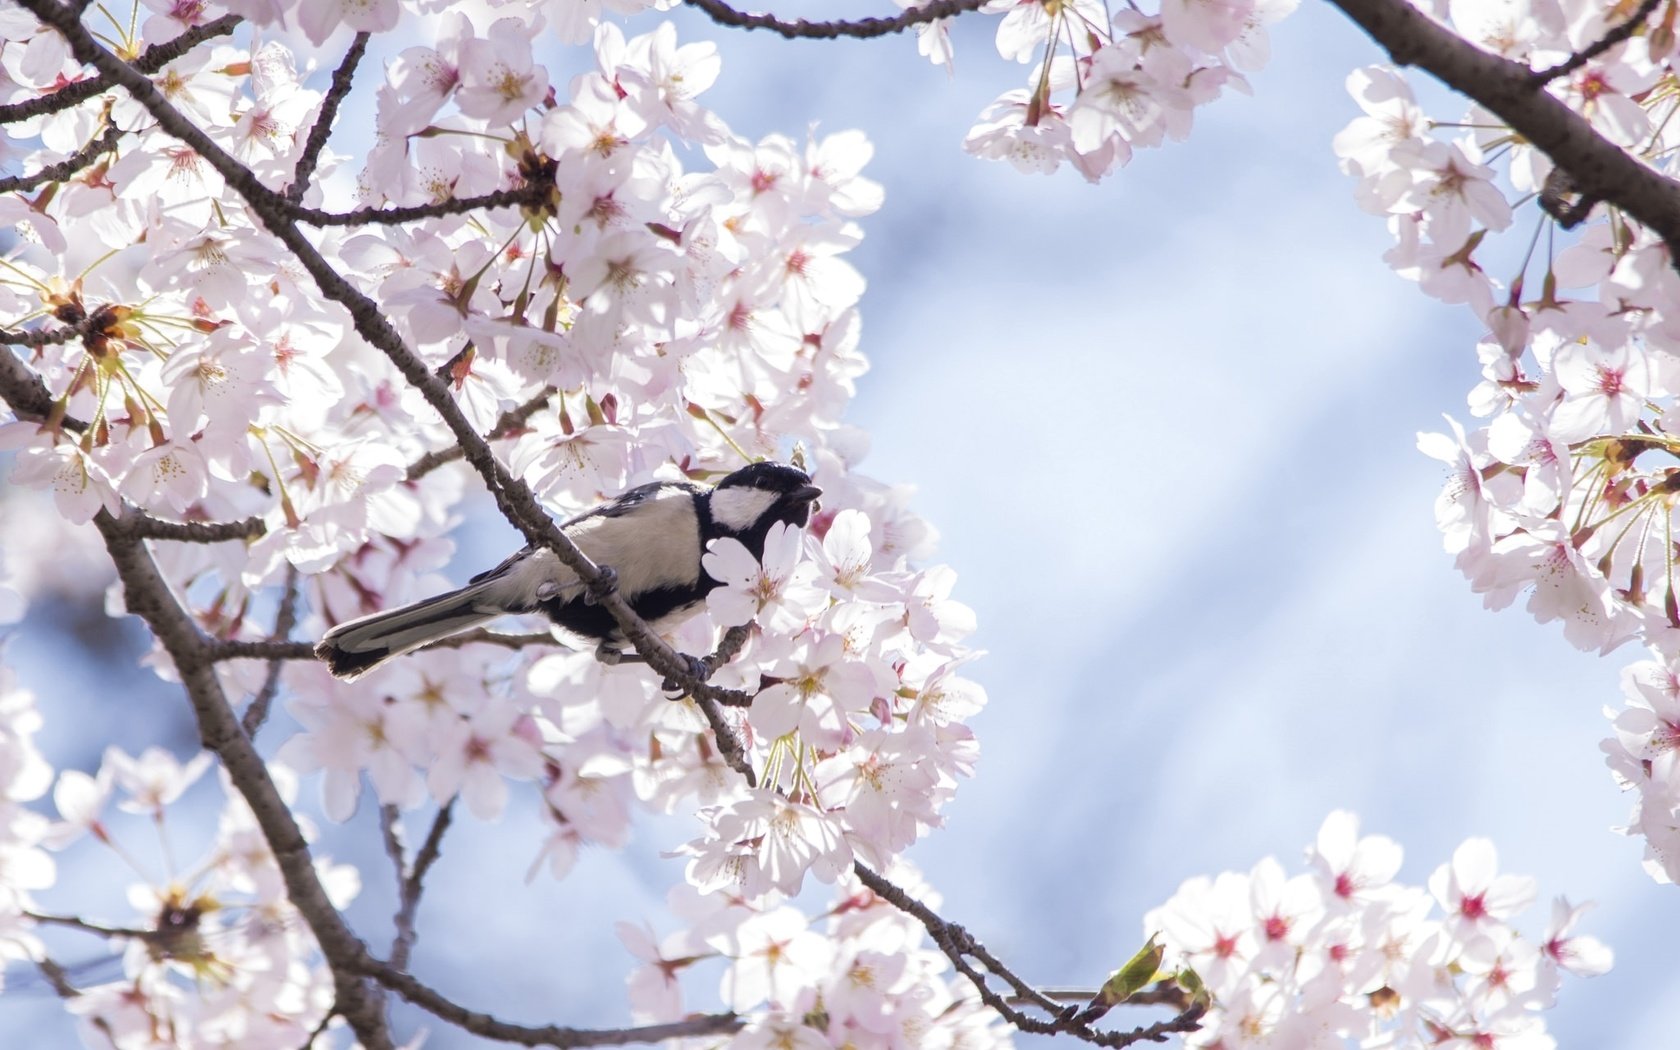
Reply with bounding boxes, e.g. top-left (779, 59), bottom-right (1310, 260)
top-left (704, 521), bottom-right (825, 631)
